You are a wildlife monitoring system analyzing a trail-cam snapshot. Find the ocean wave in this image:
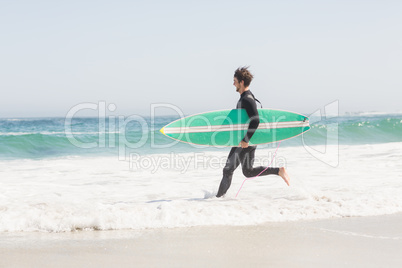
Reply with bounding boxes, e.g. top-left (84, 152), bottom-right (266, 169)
top-left (0, 114), bottom-right (401, 159)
